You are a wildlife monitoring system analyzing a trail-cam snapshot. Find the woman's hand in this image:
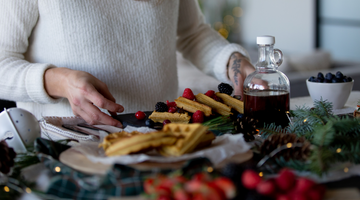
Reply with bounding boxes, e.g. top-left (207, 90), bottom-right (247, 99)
top-left (227, 52), bottom-right (256, 100)
top-left (44, 67), bottom-right (124, 128)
